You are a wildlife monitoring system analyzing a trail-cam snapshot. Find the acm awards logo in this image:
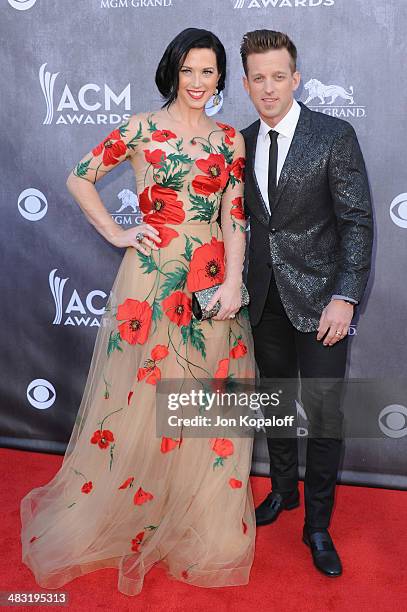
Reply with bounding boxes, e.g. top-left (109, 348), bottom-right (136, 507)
top-left (49, 269), bottom-right (107, 327)
top-left (232, 0), bottom-right (334, 7)
top-left (389, 193), bottom-right (407, 228)
top-left (8, 0), bottom-right (37, 9)
top-left (39, 63), bottom-right (131, 126)
top-left (303, 78), bottom-right (366, 118)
